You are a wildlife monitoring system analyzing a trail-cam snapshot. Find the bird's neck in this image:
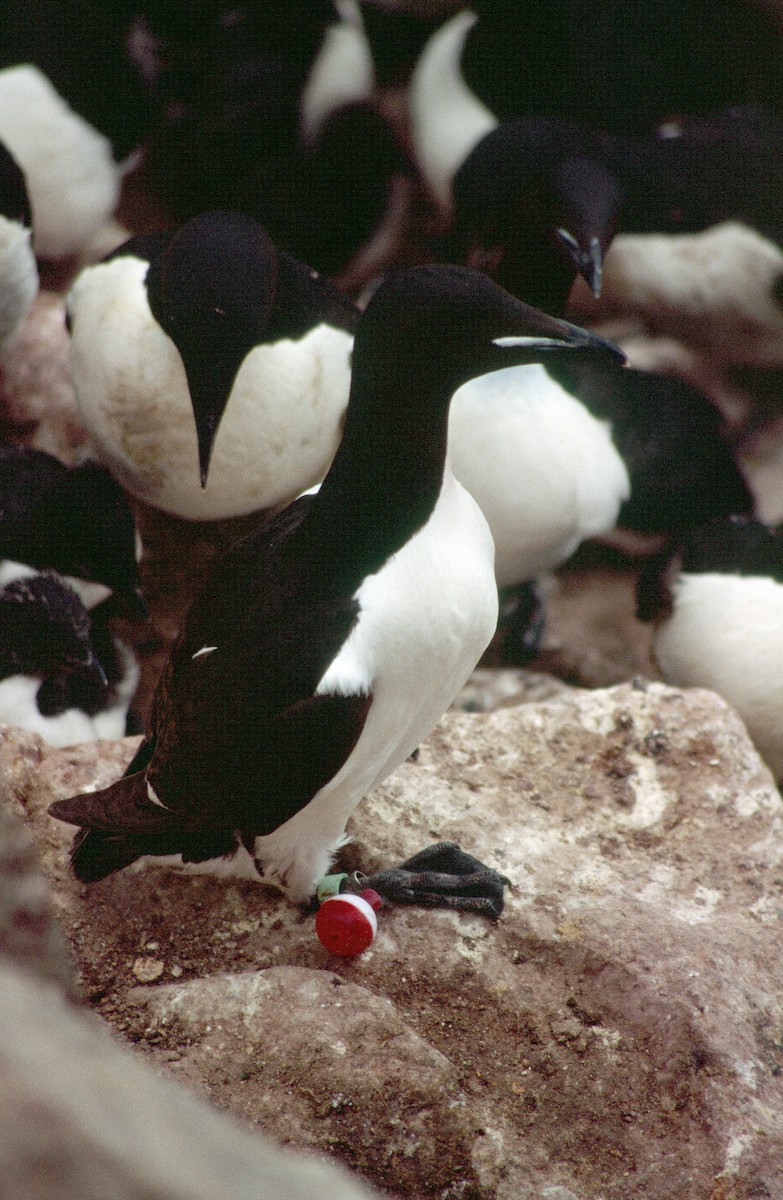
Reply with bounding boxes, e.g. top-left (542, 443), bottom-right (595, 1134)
top-left (303, 367), bottom-right (453, 589)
